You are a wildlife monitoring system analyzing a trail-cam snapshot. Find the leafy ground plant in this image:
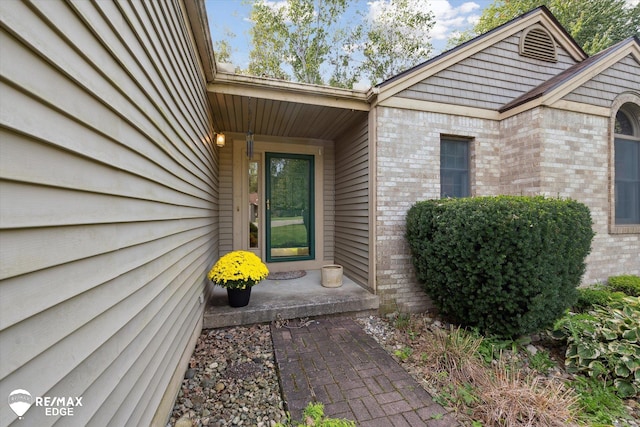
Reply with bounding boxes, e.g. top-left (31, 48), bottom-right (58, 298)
top-left (474, 332), bottom-right (531, 364)
top-left (393, 346), bottom-right (412, 361)
top-left (554, 296), bottom-right (640, 398)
